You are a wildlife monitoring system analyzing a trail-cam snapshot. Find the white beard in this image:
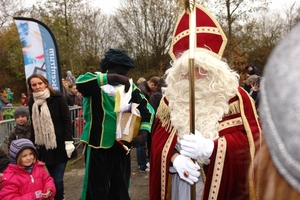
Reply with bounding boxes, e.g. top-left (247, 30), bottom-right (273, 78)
top-left (164, 50), bottom-right (239, 140)
top-left (165, 79), bottom-right (230, 140)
